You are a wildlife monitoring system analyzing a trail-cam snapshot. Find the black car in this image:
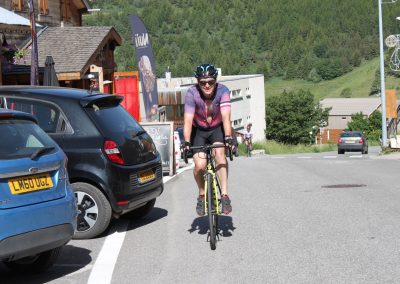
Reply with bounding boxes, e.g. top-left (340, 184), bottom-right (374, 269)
top-left (0, 86), bottom-right (163, 239)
